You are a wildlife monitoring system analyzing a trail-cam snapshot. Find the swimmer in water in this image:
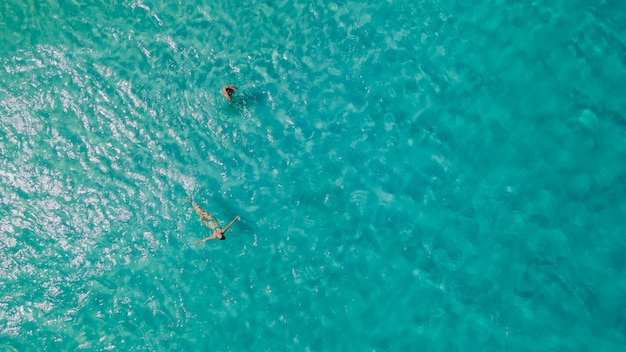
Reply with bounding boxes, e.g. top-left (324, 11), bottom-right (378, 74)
top-left (189, 198), bottom-right (240, 243)
top-left (221, 85), bottom-right (238, 101)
